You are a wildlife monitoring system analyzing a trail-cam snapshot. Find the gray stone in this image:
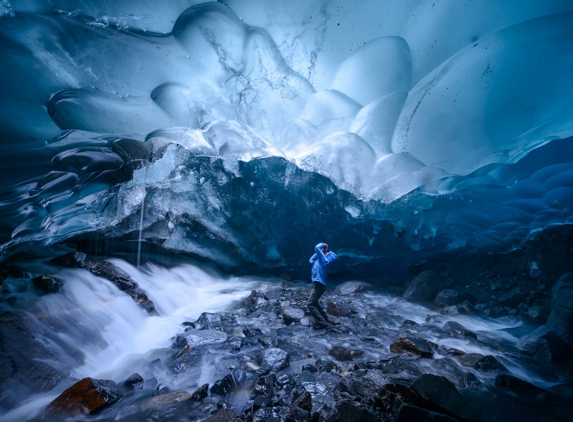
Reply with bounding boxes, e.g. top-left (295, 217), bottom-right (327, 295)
top-left (282, 307), bottom-right (305, 325)
top-left (547, 273), bottom-right (573, 346)
top-left (259, 348), bottom-right (289, 372)
top-left (334, 281), bottom-right (374, 295)
top-left (528, 305), bottom-right (550, 321)
top-left (434, 289), bottom-right (462, 307)
top-left (516, 325), bottom-right (570, 362)
top-left (442, 321), bottom-right (478, 339)
top-left (411, 374), bottom-right (483, 422)
top-left (183, 330), bottom-right (227, 347)
top-left (339, 369), bottom-right (390, 398)
top-left (403, 271), bottom-right (442, 303)
top-left (328, 346), bottom-right (364, 361)
top-left (193, 312), bottom-right (223, 330)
